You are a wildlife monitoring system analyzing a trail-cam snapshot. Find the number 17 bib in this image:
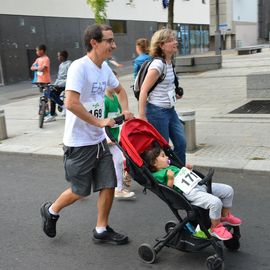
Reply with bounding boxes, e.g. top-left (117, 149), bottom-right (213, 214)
top-left (173, 167), bottom-right (202, 194)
